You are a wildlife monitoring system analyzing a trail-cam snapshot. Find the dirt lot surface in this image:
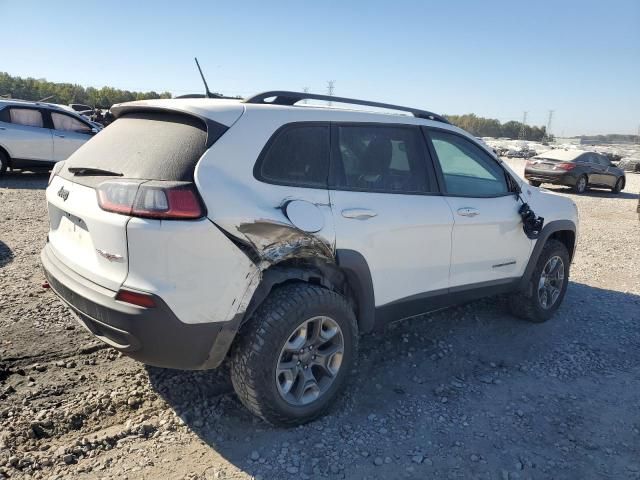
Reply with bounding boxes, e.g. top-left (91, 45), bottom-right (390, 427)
top-left (1, 160), bottom-right (639, 480)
